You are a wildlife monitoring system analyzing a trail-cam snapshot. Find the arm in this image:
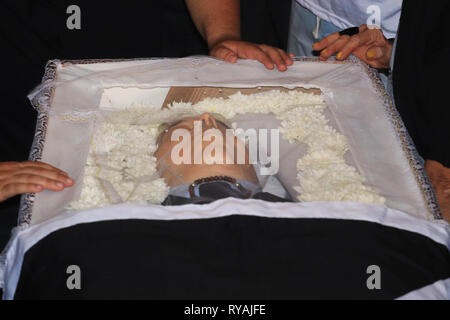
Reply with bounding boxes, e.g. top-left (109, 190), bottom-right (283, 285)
top-left (185, 0), bottom-right (293, 71)
top-left (0, 161), bottom-right (74, 202)
top-left (185, 0), bottom-right (241, 49)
